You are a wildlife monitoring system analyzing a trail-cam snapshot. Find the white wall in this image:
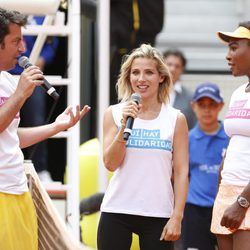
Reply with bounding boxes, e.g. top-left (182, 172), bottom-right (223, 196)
top-left (155, 0), bottom-right (242, 72)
